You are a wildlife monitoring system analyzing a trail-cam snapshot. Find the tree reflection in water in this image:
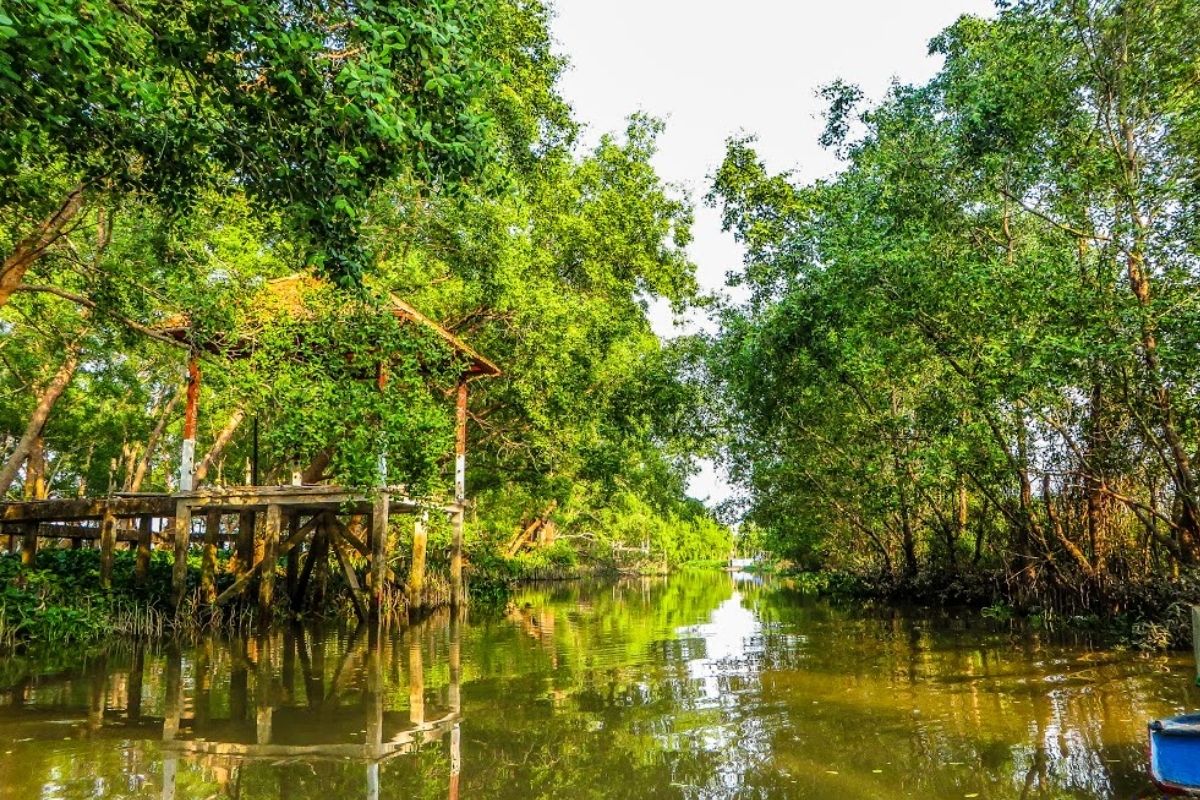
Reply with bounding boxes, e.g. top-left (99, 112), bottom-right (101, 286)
top-left (0, 572), bottom-right (1193, 799)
